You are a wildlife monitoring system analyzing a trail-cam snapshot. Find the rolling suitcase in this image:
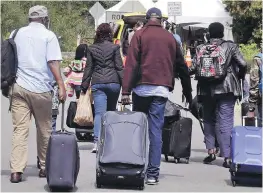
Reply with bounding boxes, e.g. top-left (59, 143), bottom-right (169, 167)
top-left (162, 116), bottom-right (193, 164)
top-left (46, 103), bottom-right (80, 191)
top-left (96, 107), bottom-right (148, 190)
top-left (230, 116), bottom-right (262, 187)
